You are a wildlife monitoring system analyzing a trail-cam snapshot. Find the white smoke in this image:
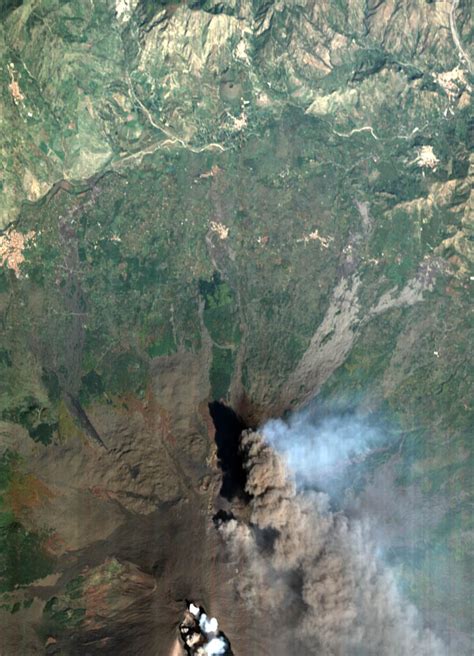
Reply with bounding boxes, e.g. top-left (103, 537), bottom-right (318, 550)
top-left (199, 613), bottom-right (219, 635)
top-left (204, 637), bottom-right (228, 655)
top-left (263, 409), bottom-right (384, 492)
top-left (219, 428), bottom-right (446, 656)
top-left (181, 602), bottom-right (230, 656)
